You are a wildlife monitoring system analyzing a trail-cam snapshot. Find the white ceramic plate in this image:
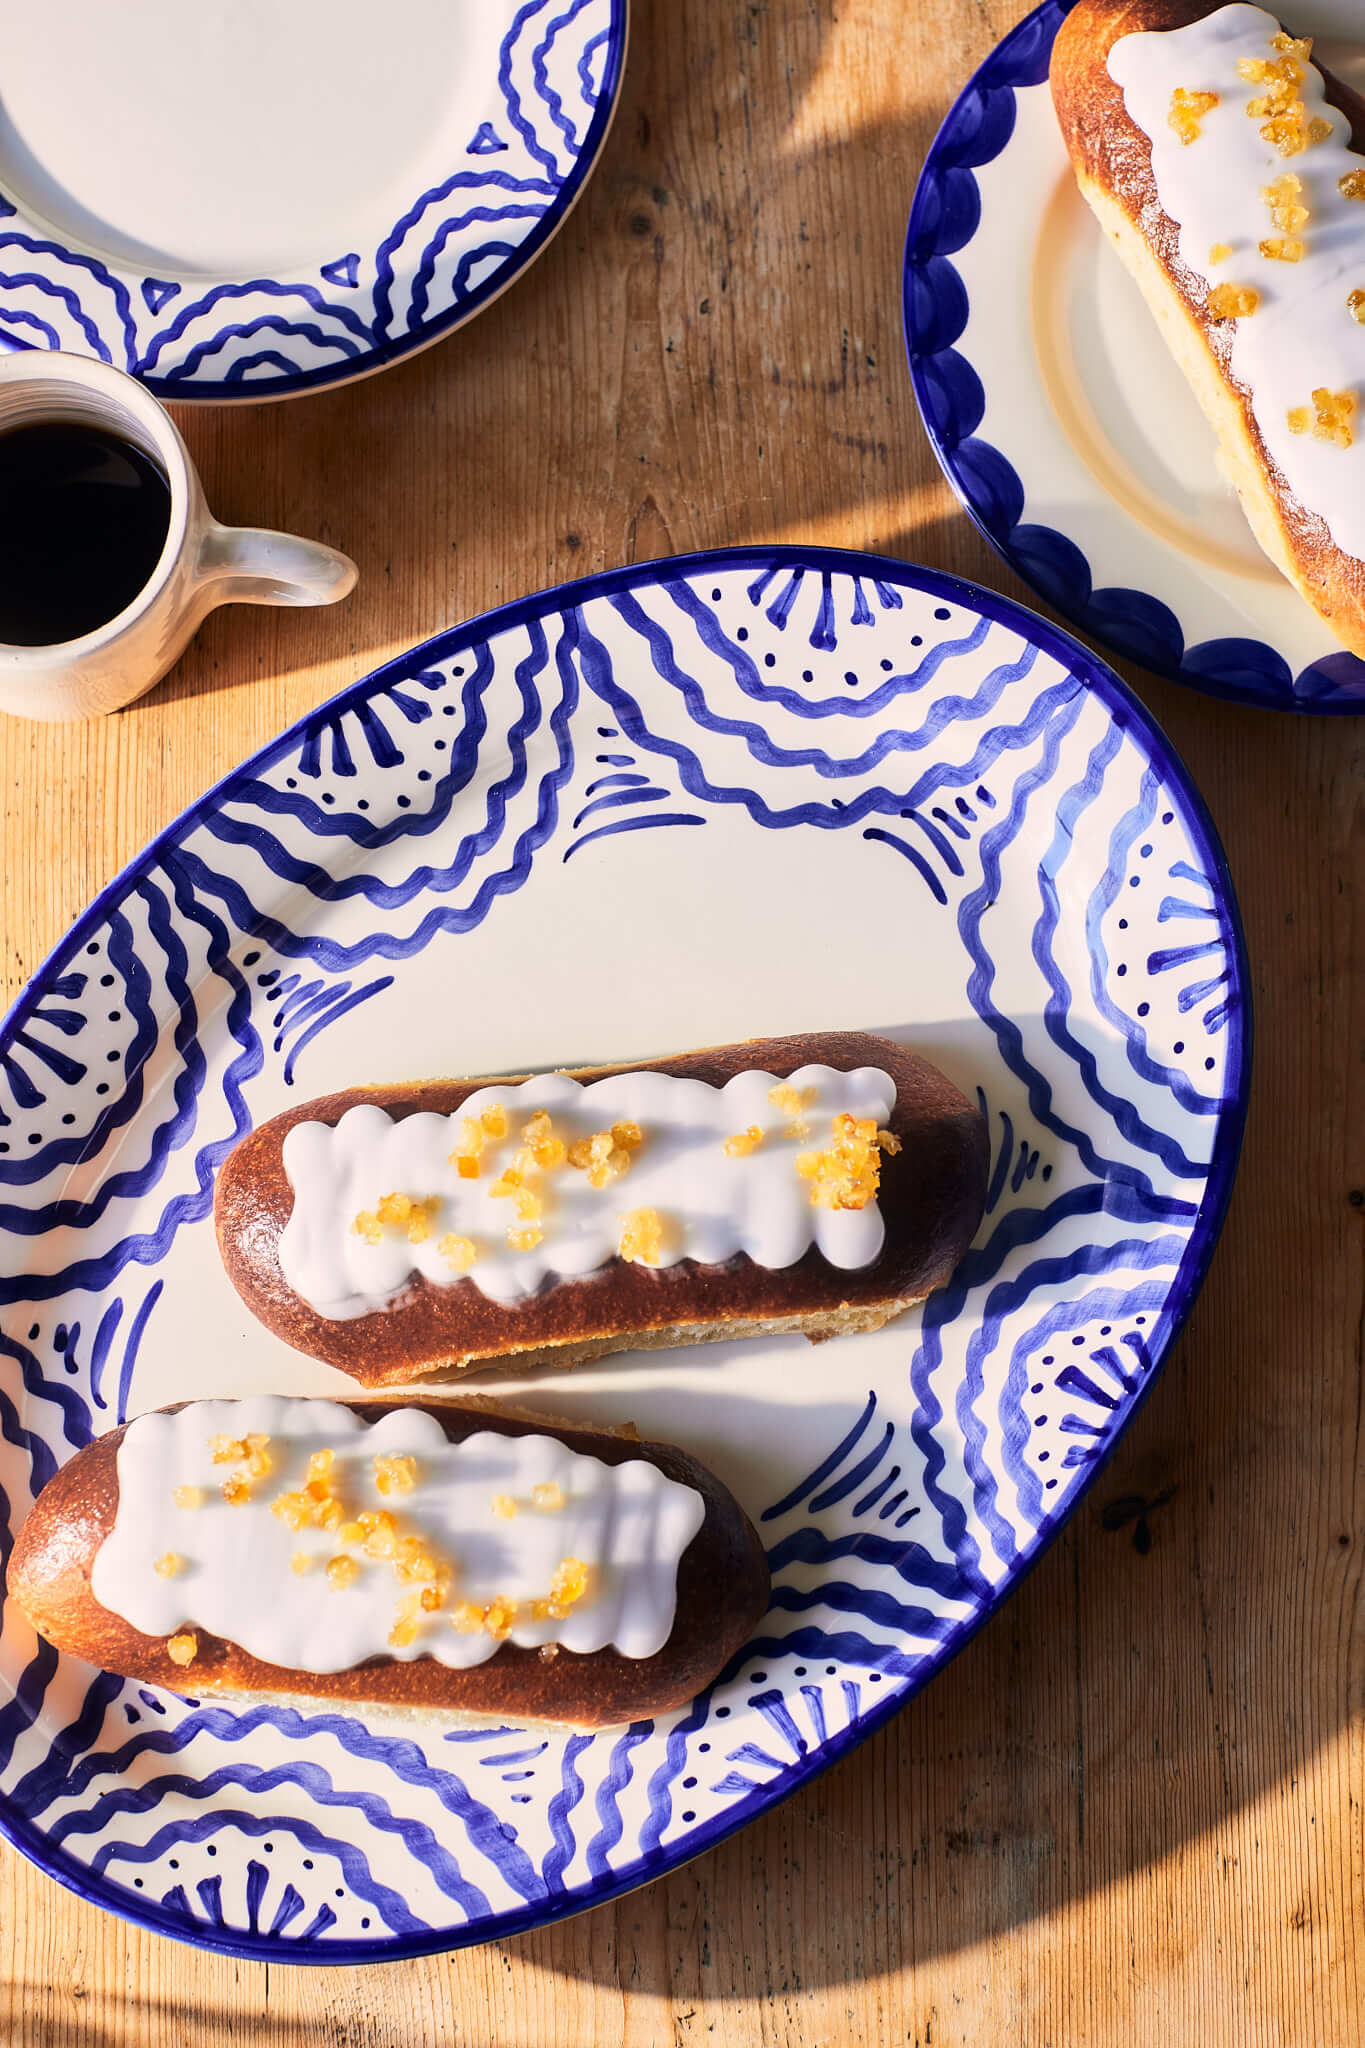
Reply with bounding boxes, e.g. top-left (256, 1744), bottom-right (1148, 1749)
top-left (0, 547), bottom-right (1248, 1959)
top-left (905, 0), bottom-right (1365, 711)
top-left (0, 0), bottom-right (627, 399)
